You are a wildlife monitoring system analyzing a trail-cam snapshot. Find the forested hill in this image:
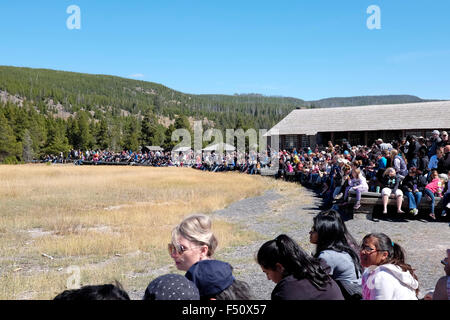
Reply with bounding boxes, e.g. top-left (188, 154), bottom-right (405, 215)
top-left (0, 66), bottom-right (431, 129)
top-left (0, 66), bottom-right (302, 131)
top-left (0, 65), bottom-right (435, 163)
